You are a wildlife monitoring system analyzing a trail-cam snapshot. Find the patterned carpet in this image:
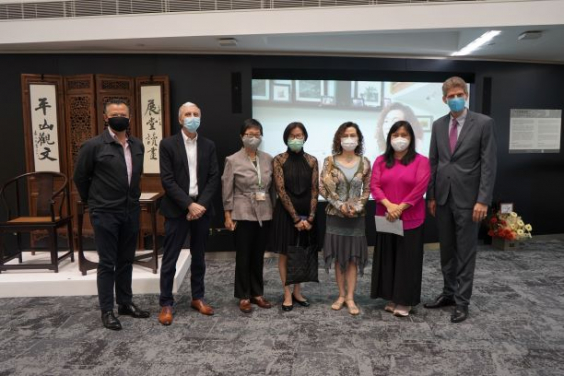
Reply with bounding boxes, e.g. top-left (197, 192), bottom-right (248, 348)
top-left (1, 239), bottom-right (563, 375)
